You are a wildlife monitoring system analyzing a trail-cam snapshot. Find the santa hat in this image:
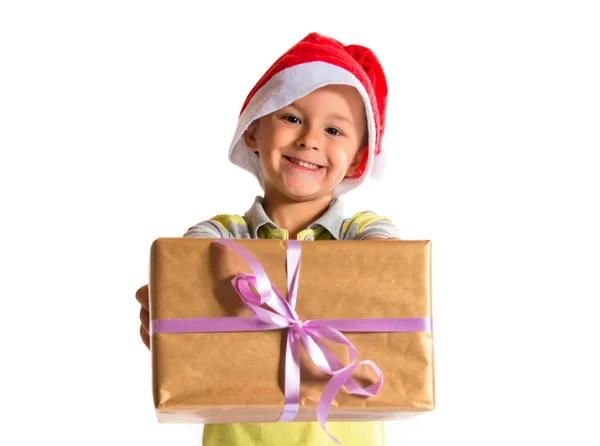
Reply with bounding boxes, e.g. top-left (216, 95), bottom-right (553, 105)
top-left (228, 32), bottom-right (389, 198)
